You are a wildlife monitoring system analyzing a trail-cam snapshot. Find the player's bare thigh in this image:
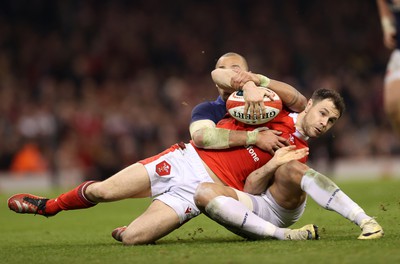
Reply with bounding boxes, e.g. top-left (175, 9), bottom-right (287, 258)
top-left (122, 199), bottom-right (181, 245)
top-left (268, 160), bottom-right (308, 210)
top-left (86, 162), bottom-right (151, 202)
